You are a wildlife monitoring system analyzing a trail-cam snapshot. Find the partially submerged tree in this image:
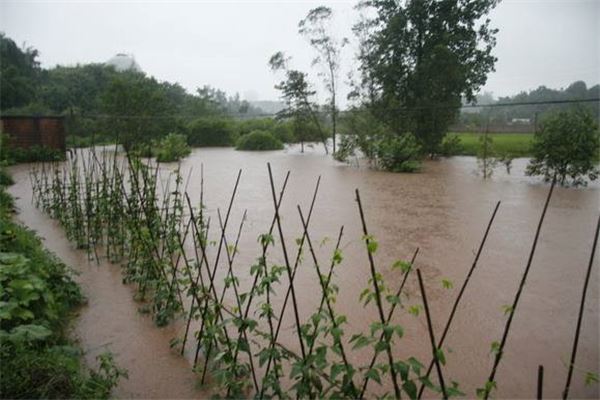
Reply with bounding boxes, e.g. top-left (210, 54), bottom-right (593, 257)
top-left (299, 6), bottom-right (347, 155)
top-left (354, 0), bottom-right (499, 156)
top-left (268, 52), bottom-right (328, 154)
top-left (526, 108), bottom-right (599, 186)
